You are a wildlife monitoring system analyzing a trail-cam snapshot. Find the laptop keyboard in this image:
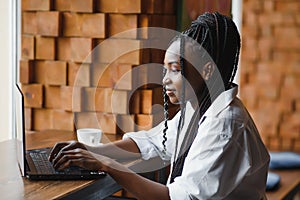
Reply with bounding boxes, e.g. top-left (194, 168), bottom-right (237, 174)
top-left (29, 151), bottom-right (57, 174)
top-left (29, 150), bottom-right (92, 175)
